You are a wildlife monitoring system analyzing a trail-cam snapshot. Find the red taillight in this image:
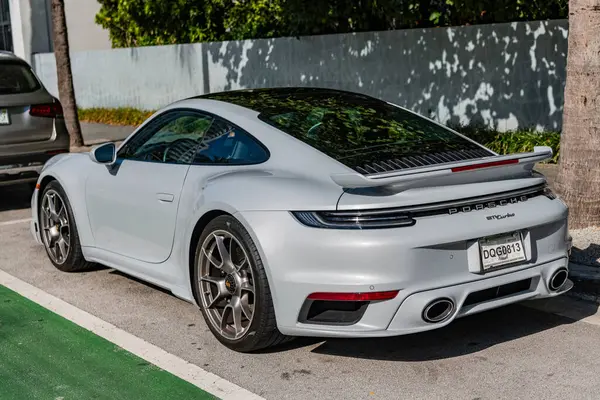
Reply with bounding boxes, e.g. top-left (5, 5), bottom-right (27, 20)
top-left (30, 103), bottom-right (63, 118)
top-left (451, 158), bottom-right (519, 173)
top-left (307, 290), bottom-right (399, 302)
